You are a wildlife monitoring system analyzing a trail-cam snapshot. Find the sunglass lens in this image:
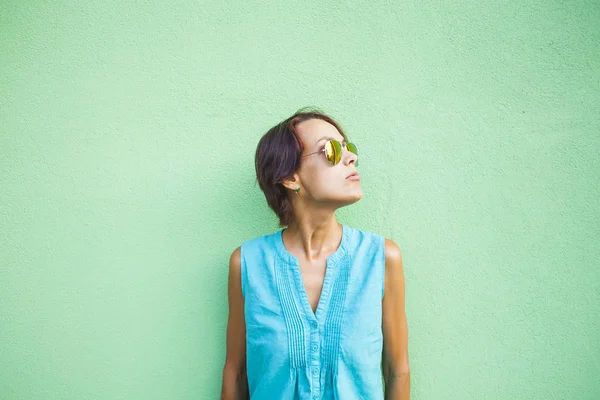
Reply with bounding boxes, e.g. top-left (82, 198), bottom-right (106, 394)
top-left (325, 140), bottom-right (342, 165)
top-left (347, 142), bottom-right (358, 155)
